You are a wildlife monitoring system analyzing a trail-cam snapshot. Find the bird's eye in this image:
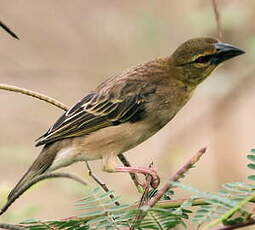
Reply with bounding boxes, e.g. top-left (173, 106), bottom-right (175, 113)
top-left (195, 55), bottom-right (213, 64)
